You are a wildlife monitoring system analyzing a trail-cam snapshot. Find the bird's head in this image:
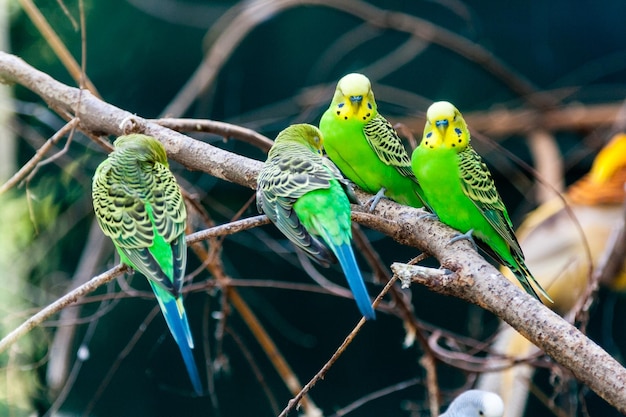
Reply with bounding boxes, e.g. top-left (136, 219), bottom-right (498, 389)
top-left (420, 101), bottom-right (470, 152)
top-left (331, 73), bottom-right (377, 123)
top-left (443, 390), bottom-right (504, 417)
top-left (273, 124), bottom-right (324, 155)
top-left (113, 134), bottom-right (169, 165)
top-left (588, 132), bottom-right (626, 184)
